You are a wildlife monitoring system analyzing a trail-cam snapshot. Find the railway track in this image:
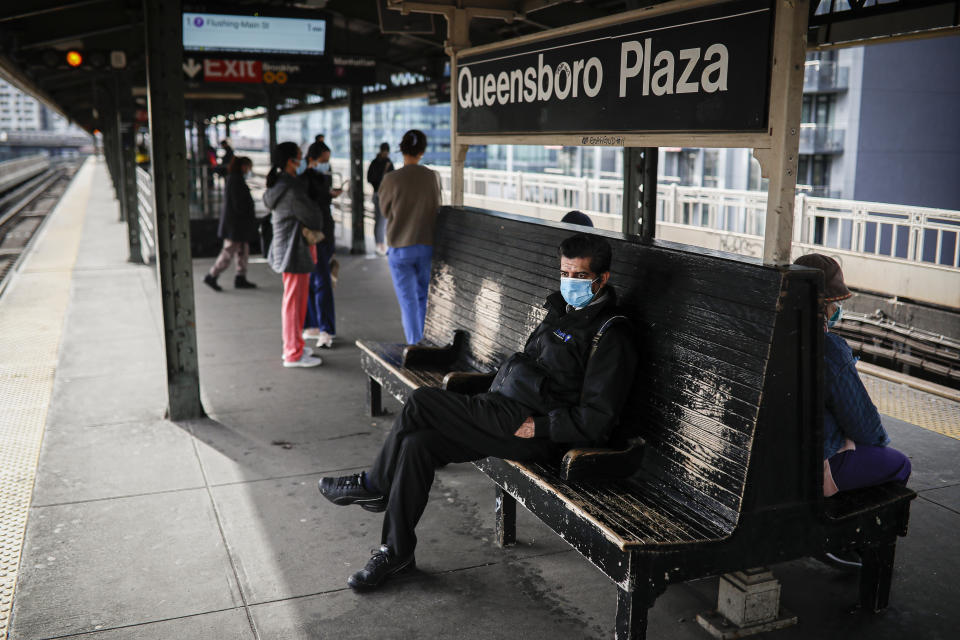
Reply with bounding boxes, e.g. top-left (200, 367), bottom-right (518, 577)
top-left (0, 160), bottom-right (81, 297)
